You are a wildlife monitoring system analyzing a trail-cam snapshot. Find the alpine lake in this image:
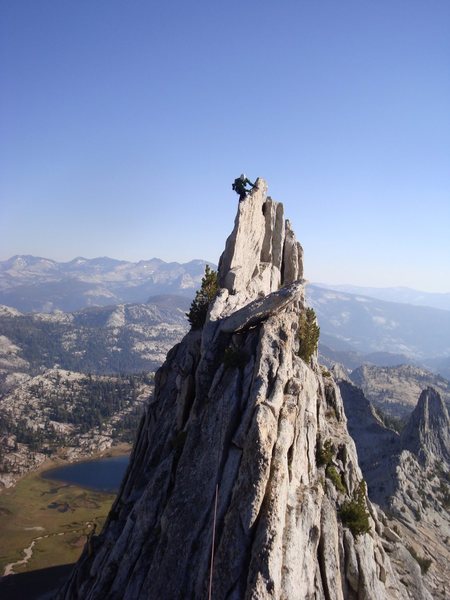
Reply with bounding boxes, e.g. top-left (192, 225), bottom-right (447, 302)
top-left (0, 450), bottom-right (130, 580)
top-left (41, 454), bottom-right (130, 493)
